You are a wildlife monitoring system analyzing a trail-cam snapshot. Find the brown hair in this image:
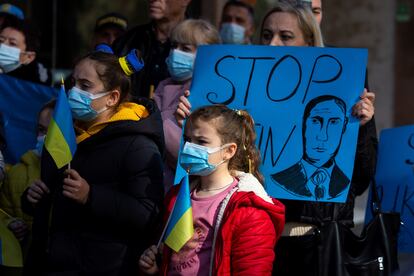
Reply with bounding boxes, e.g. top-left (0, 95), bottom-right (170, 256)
top-left (76, 51), bottom-right (131, 105)
top-left (187, 105), bottom-right (264, 184)
top-left (260, 2), bottom-right (324, 47)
